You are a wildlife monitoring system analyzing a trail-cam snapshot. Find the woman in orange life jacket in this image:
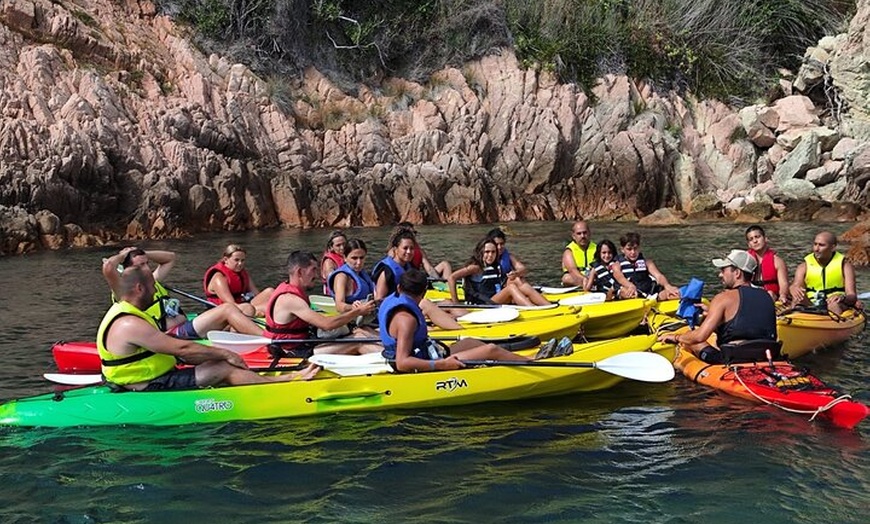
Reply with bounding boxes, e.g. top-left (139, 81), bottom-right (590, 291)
top-left (203, 244), bottom-right (274, 317)
top-left (745, 225), bottom-right (789, 305)
top-left (321, 230), bottom-right (347, 294)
